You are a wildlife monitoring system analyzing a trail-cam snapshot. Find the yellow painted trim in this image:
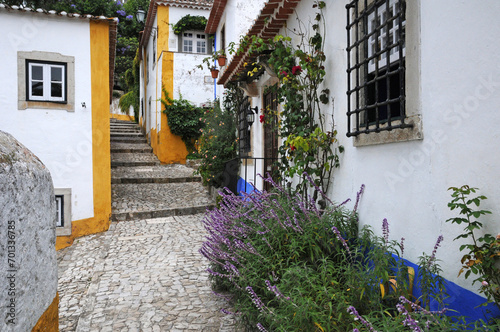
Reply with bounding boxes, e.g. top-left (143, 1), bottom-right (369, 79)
top-left (110, 113), bottom-right (135, 121)
top-left (154, 6), bottom-right (188, 164)
top-left (56, 21), bottom-right (111, 250)
top-left (31, 293), bottom-right (58, 332)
